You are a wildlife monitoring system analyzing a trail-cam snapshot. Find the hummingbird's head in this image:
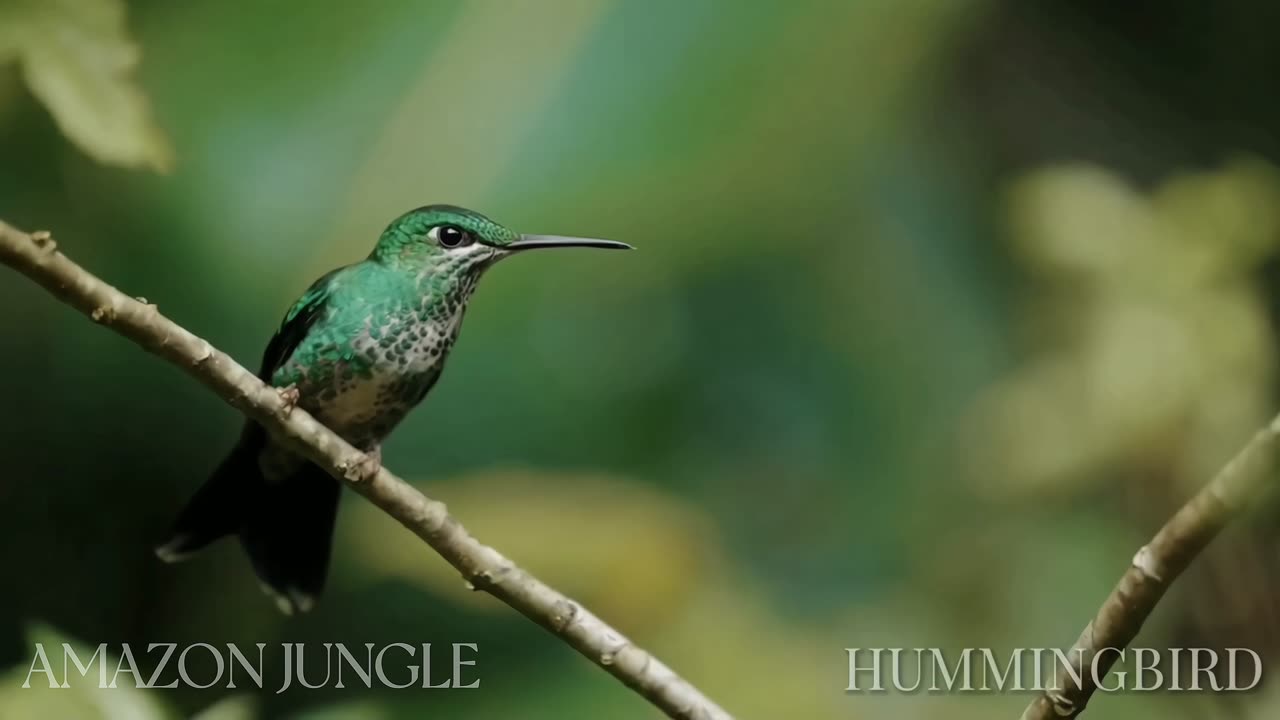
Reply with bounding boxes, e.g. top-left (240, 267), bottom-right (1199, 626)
top-left (371, 205), bottom-right (630, 279)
